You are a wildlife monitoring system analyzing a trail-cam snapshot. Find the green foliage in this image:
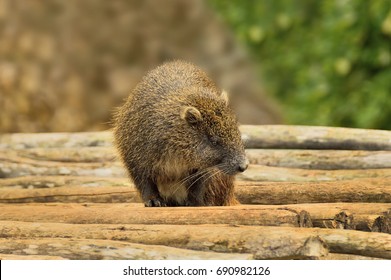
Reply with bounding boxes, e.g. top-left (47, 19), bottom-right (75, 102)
top-left (209, 0), bottom-right (391, 129)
